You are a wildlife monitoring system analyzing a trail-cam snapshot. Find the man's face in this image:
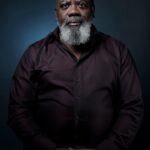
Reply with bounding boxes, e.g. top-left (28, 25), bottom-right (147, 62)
top-left (56, 0), bottom-right (94, 27)
top-left (55, 0), bottom-right (95, 45)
